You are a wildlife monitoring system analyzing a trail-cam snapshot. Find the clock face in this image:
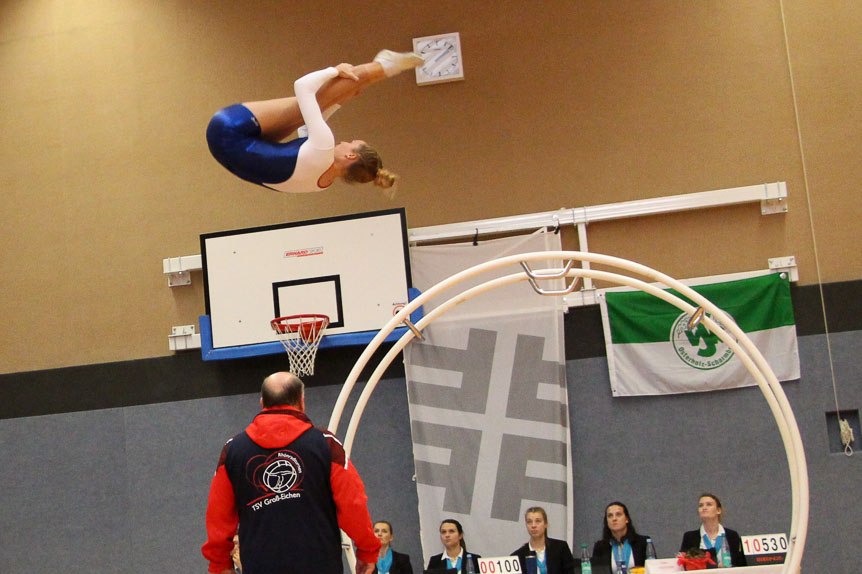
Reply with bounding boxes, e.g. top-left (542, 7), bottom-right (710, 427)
top-left (417, 38), bottom-right (460, 78)
top-left (413, 33), bottom-right (464, 85)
